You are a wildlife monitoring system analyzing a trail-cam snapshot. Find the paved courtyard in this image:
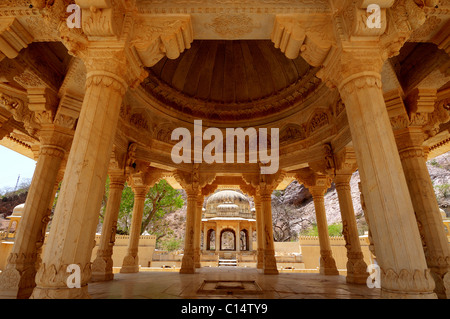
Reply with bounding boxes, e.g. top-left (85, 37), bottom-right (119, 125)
top-left (88, 267), bottom-right (381, 299)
